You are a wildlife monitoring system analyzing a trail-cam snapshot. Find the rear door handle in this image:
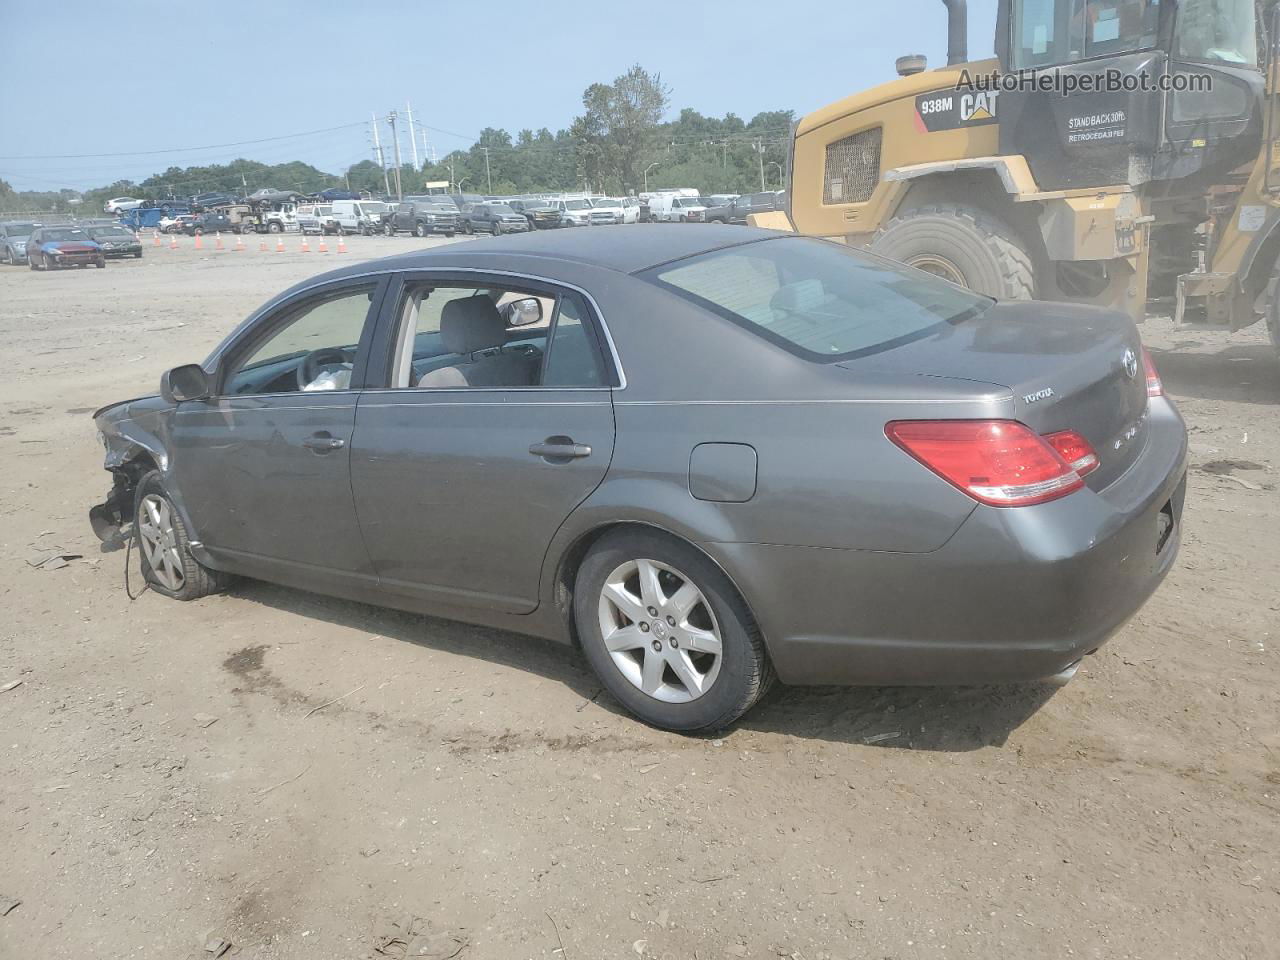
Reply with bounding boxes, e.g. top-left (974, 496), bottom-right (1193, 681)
top-left (302, 432), bottom-right (345, 452)
top-left (529, 436), bottom-right (592, 462)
